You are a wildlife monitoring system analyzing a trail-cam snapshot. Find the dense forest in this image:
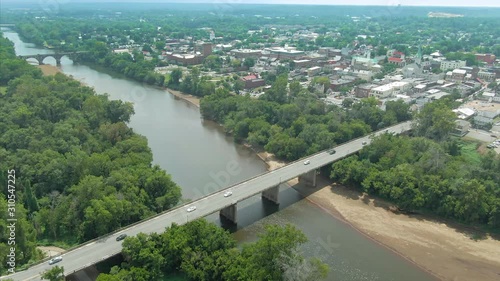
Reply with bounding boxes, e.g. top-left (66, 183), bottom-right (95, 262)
top-left (95, 220), bottom-right (328, 281)
top-left (0, 34), bottom-right (181, 274)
